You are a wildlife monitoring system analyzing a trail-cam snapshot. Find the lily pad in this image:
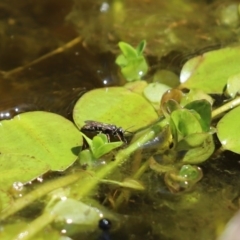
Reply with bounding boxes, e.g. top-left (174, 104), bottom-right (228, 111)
top-left (217, 106), bottom-right (240, 153)
top-left (0, 111), bottom-right (82, 171)
top-left (73, 87), bottom-right (158, 131)
top-left (180, 45), bottom-right (240, 93)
